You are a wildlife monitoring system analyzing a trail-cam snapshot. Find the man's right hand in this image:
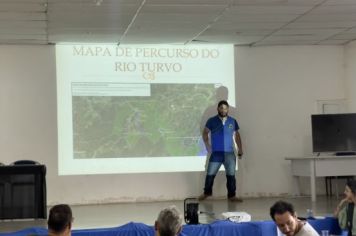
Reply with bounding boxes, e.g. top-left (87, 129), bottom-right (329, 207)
top-left (206, 145), bottom-right (212, 154)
